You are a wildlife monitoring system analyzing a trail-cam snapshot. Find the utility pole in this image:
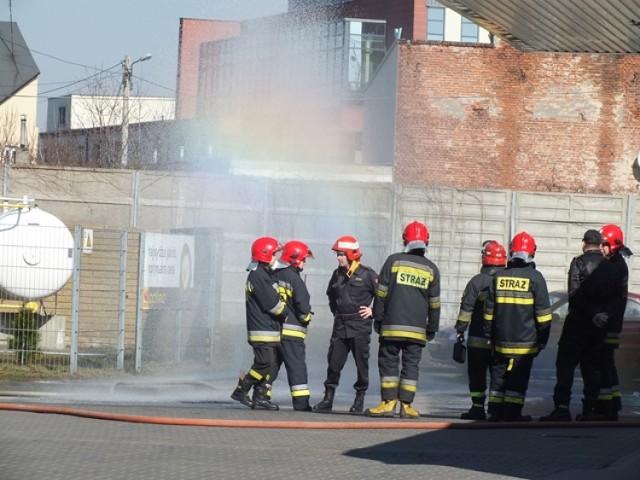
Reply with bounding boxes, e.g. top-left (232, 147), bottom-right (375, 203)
top-left (121, 55), bottom-right (132, 168)
top-left (121, 53), bottom-right (151, 168)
